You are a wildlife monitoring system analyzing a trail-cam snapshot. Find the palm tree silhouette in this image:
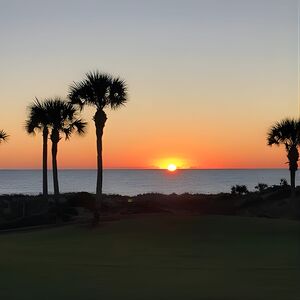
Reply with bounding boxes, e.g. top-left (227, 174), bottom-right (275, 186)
top-left (69, 71), bottom-right (128, 223)
top-left (0, 130), bottom-right (8, 143)
top-left (43, 98), bottom-right (86, 198)
top-left (26, 99), bottom-right (50, 197)
top-left (267, 118), bottom-right (300, 197)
